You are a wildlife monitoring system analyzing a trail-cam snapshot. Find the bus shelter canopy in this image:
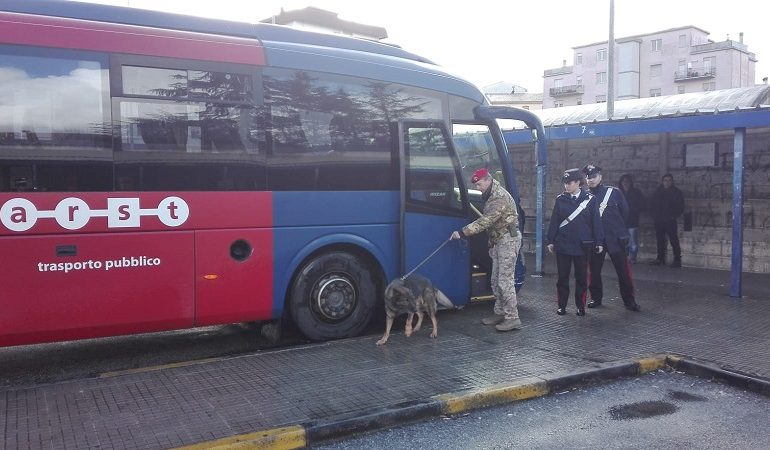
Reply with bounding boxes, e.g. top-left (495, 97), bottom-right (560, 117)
top-left (533, 85), bottom-right (770, 127)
